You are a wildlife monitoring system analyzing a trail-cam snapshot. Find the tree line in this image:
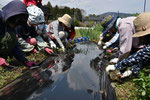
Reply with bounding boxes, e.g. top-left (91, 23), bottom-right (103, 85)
top-left (46, 1), bottom-right (83, 22)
